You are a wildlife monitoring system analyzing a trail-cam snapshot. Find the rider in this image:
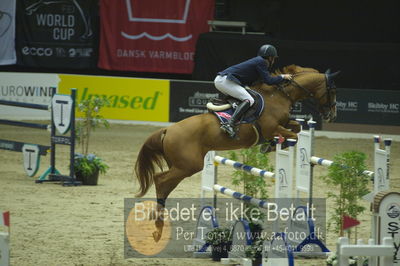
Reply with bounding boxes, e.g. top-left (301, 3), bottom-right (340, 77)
top-left (214, 44), bottom-right (293, 138)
